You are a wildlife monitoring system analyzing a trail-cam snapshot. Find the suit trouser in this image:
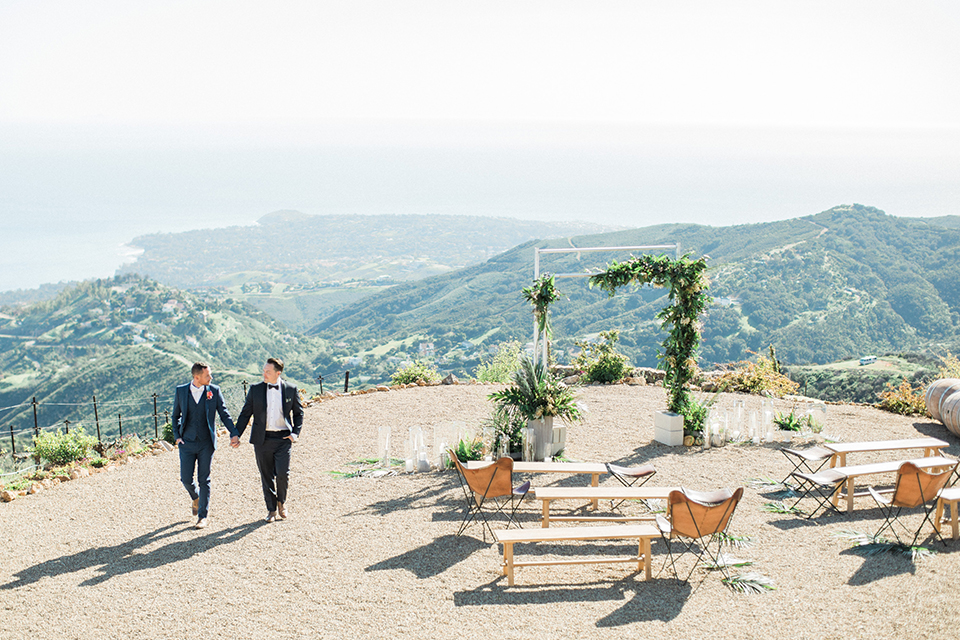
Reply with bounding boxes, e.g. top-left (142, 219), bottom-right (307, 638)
top-left (254, 435), bottom-right (291, 512)
top-left (179, 439), bottom-right (214, 519)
